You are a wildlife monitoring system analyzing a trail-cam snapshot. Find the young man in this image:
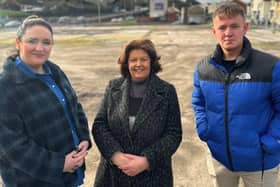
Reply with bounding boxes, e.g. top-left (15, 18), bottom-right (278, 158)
top-left (192, 2), bottom-right (280, 187)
